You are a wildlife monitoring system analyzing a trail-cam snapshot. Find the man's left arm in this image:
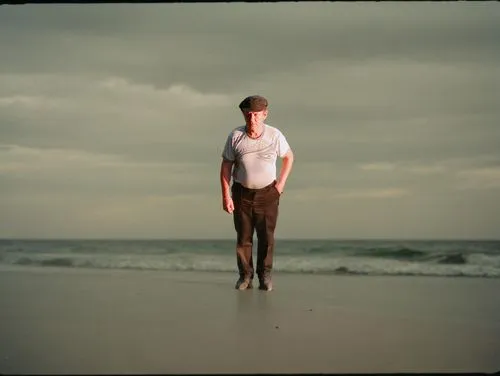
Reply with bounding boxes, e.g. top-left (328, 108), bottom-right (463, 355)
top-left (275, 149), bottom-right (294, 194)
